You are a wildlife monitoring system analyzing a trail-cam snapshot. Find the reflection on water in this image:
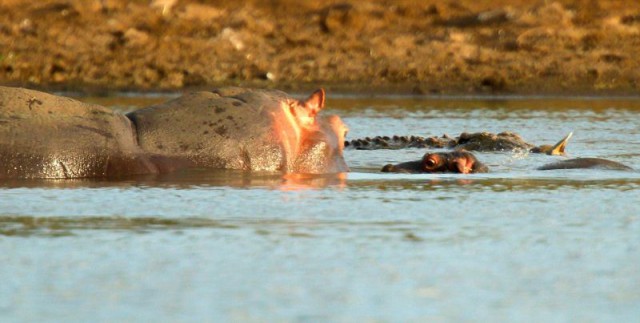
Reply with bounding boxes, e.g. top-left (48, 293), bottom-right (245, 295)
top-left (0, 169), bottom-right (348, 190)
top-left (2, 178), bottom-right (639, 237)
top-left (1, 95), bottom-right (640, 322)
top-left (0, 215), bottom-right (239, 237)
